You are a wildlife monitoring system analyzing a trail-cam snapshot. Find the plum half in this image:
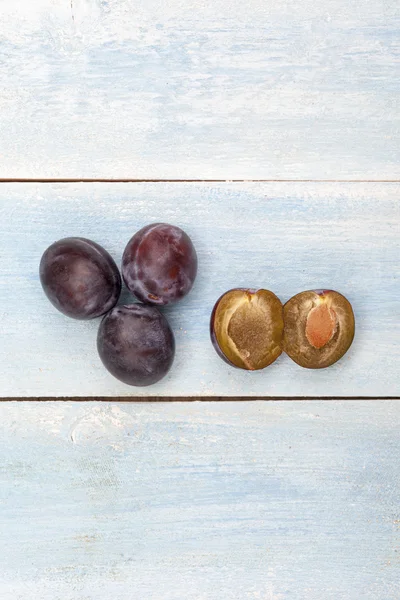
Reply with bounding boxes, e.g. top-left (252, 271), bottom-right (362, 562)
top-left (283, 289), bottom-right (355, 369)
top-left (210, 289), bottom-right (284, 370)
